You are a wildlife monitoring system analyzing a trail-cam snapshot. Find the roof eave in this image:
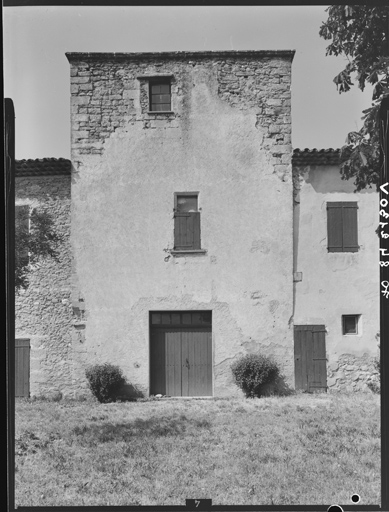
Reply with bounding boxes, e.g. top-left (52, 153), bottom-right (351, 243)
top-left (65, 50), bottom-right (295, 63)
top-left (16, 158), bottom-right (72, 177)
top-left (292, 148), bottom-right (341, 166)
